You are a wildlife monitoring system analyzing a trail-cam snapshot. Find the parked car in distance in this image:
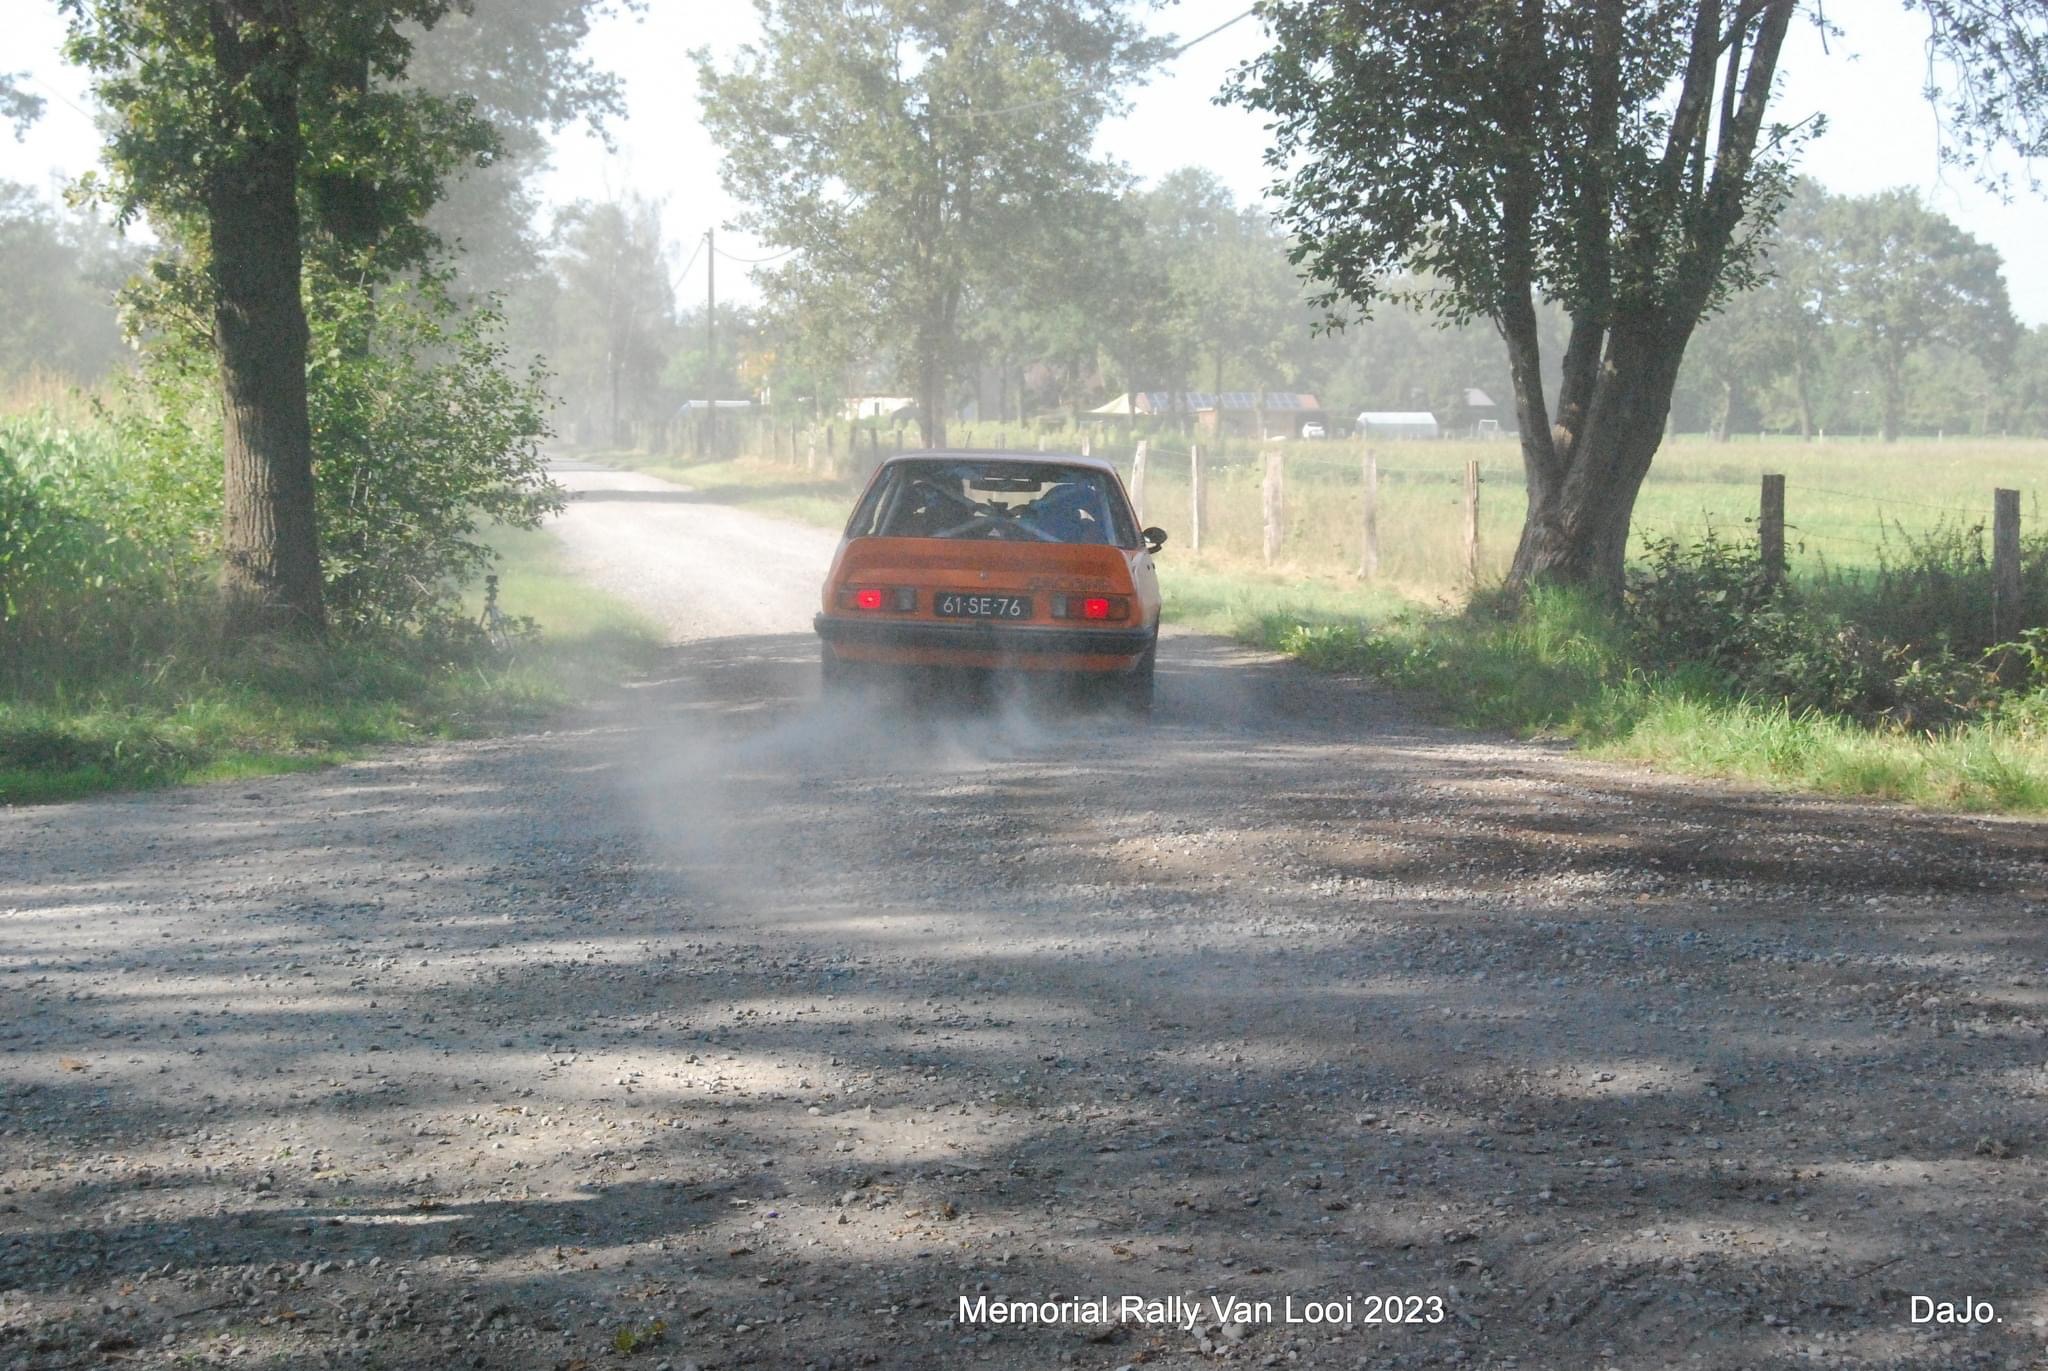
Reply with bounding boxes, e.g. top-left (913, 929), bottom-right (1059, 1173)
top-left (814, 452), bottom-right (1164, 711)
top-left (1300, 422), bottom-right (1327, 439)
